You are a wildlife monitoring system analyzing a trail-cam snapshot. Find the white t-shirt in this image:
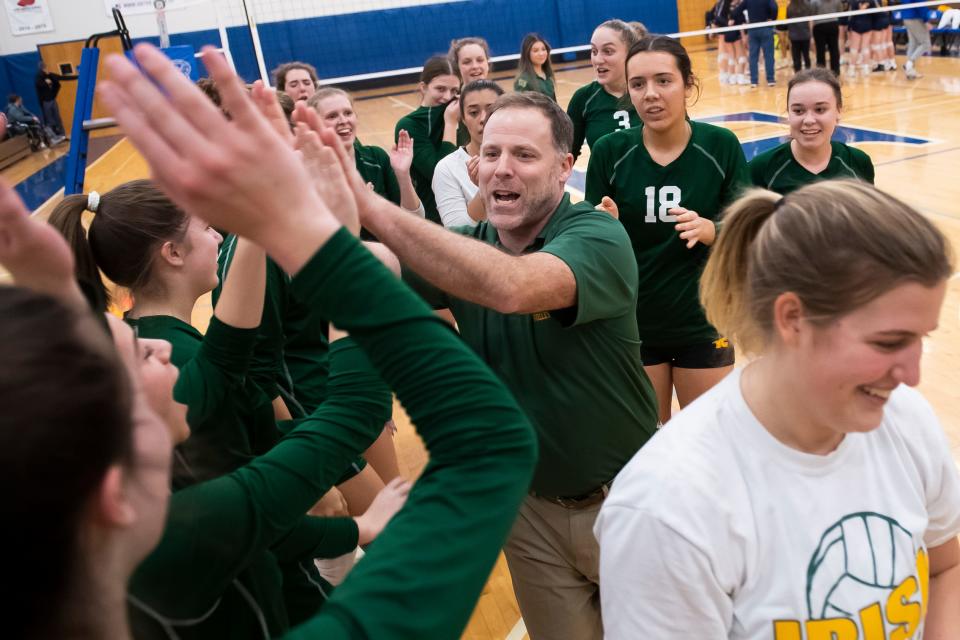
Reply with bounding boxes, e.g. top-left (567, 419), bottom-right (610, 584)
top-left (594, 368), bottom-right (960, 640)
top-left (432, 146), bottom-right (478, 228)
